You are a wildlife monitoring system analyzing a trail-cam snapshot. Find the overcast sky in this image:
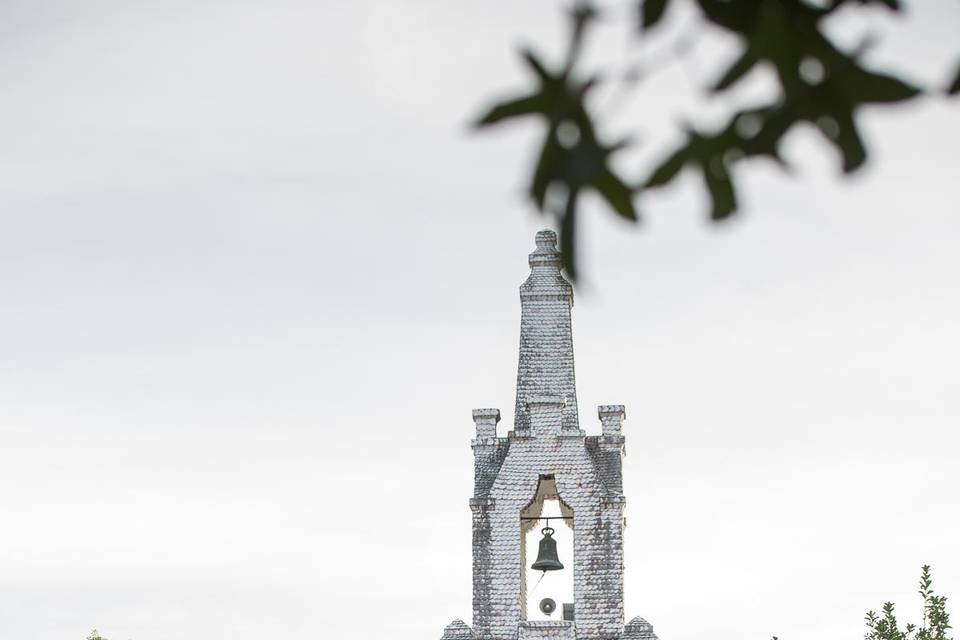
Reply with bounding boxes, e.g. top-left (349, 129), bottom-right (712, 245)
top-left (1, 1), bottom-right (959, 639)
